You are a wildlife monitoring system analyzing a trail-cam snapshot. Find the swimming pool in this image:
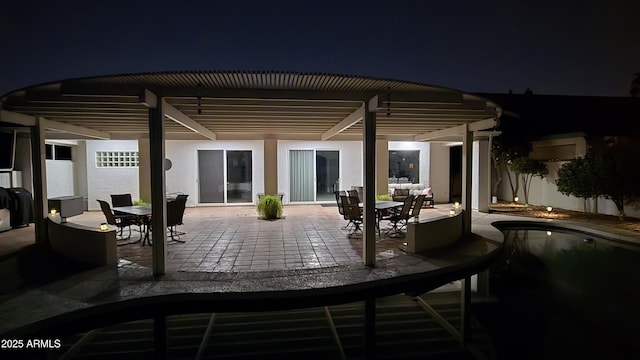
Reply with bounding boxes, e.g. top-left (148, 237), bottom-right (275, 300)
top-left (478, 222), bottom-right (640, 360)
